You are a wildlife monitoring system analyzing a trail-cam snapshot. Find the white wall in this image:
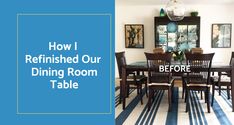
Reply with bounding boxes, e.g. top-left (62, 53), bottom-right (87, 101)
top-left (115, 3), bottom-right (234, 77)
